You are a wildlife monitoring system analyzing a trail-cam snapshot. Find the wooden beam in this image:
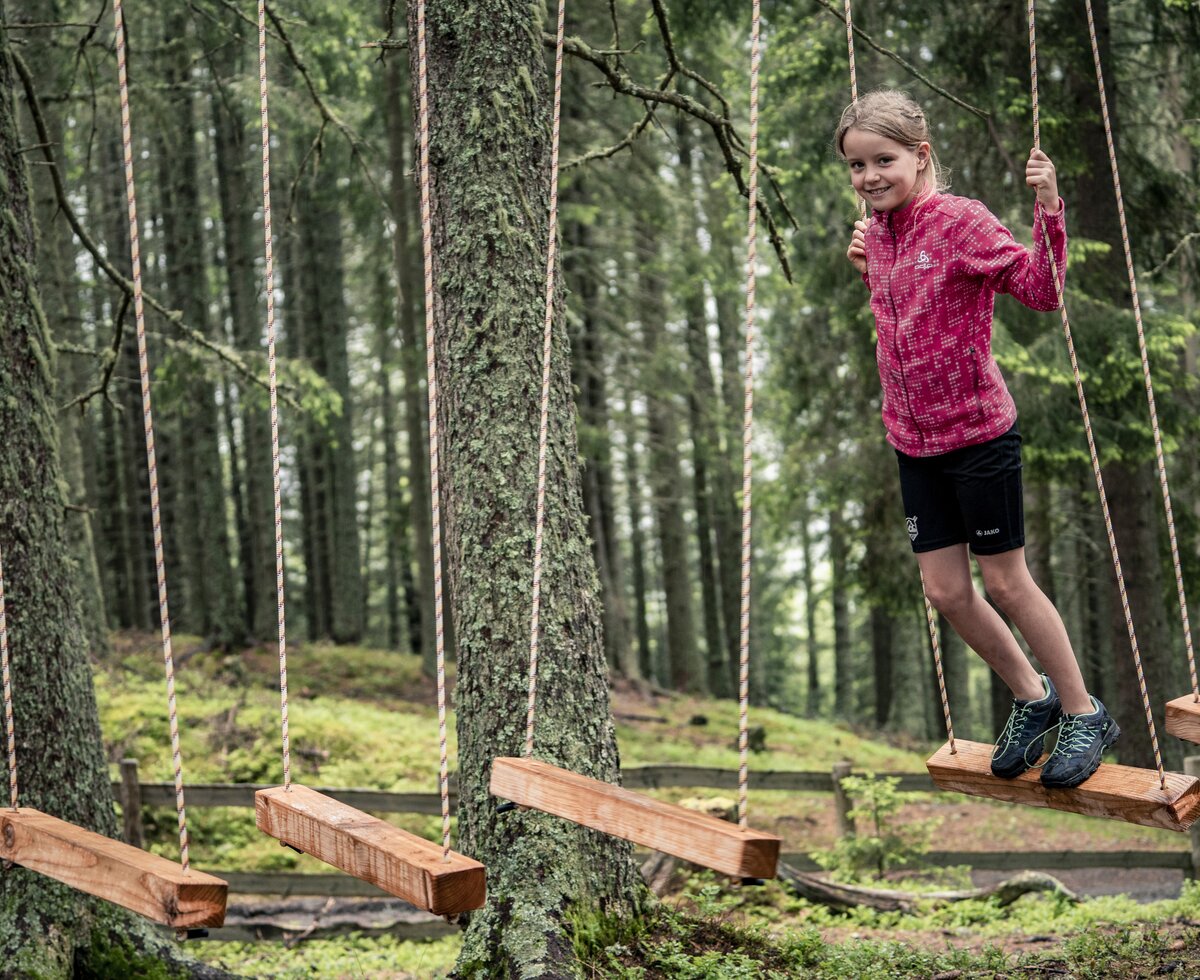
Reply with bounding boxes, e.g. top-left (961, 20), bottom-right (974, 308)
top-left (1166, 695), bottom-right (1200, 745)
top-left (254, 784), bottom-right (485, 915)
top-left (926, 740), bottom-right (1200, 832)
top-left (0, 808), bottom-right (226, 928)
top-left (489, 757), bottom-right (781, 878)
